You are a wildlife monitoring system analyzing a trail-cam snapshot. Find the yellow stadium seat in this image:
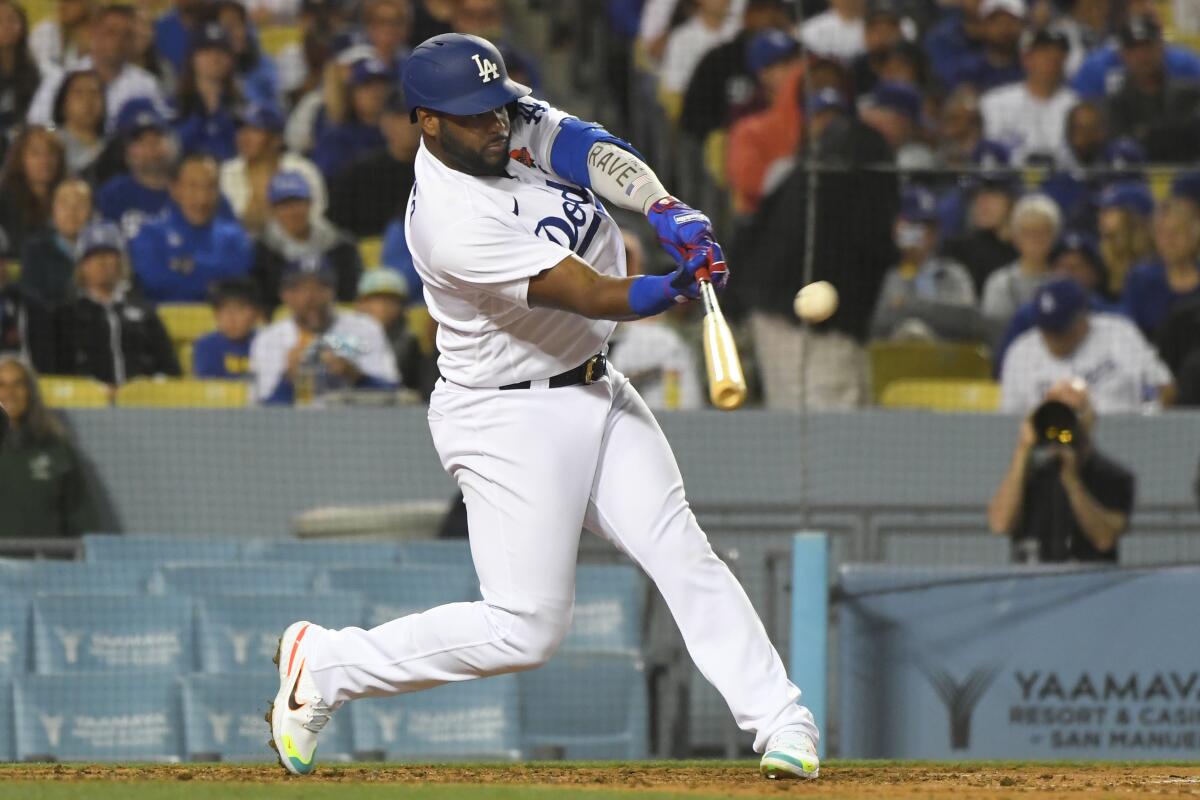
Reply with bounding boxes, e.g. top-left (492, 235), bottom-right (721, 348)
top-left (271, 303), bottom-right (356, 323)
top-left (158, 304), bottom-right (216, 345)
top-left (869, 340), bottom-right (992, 403)
top-left (881, 379), bottom-right (1001, 412)
top-left (115, 378), bottom-right (250, 408)
top-left (702, 129), bottom-right (728, 188)
top-left (38, 376), bottom-right (111, 408)
top-left (359, 237), bottom-right (384, 271)
top-left (260, 25), bottom-right (301, 56)
top-left (177, 343), bottom-right (194, 377)
top-left (406, 305), bottom-right (436, 356)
